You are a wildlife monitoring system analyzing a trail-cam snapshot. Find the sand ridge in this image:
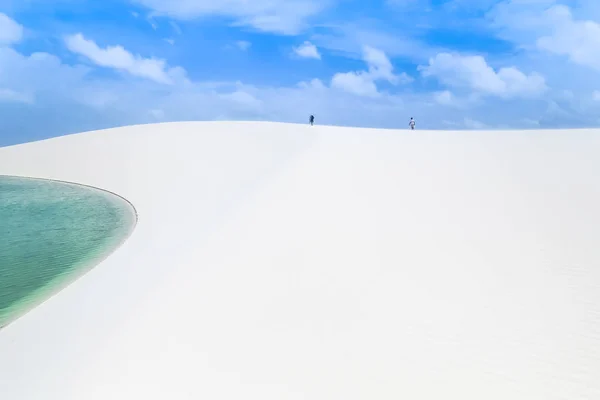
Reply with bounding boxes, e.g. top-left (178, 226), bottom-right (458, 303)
top-left (0, 122), bottom-right (599, 399)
